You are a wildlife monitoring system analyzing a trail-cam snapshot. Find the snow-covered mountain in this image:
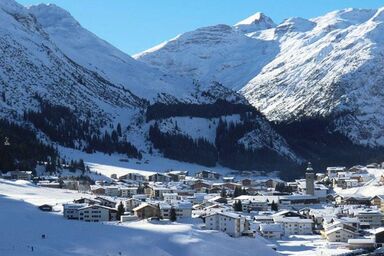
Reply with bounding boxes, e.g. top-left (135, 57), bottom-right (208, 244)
top-left (0, 0), bottom-right (302, 174)
top-left (135, 8), bottom-right (384, 149)
top-left (134, 20), bottom-right (279, 91)
top-left (0, 0), bottom-right (144, 124)
top-left (29, 3), bottom-right (253, 105)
